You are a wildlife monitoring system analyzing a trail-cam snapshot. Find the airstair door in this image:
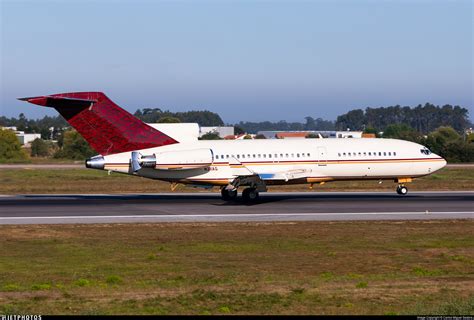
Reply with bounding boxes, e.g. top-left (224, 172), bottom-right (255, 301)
top-left (317, 146), bottom-right (327, 166)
